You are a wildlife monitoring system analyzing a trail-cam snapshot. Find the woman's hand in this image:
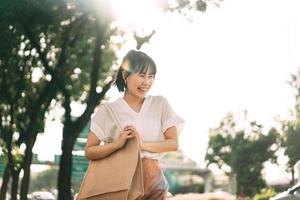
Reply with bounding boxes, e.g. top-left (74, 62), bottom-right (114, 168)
top-left (114, 128), bottom-right (135, 149)
top-left (124, 125), bottom-right (144, 150)
top-left (120, 125), bottom-right (178, 153)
